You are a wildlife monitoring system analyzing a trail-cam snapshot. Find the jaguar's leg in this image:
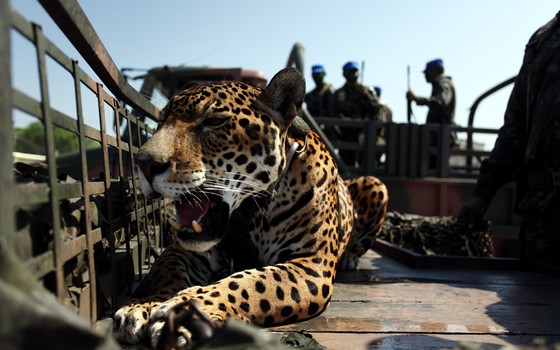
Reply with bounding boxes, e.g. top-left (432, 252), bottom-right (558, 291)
top-left (339, 176), bottom-right (388, 270)
top-left (113, 243), bottom-right (227, 344)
